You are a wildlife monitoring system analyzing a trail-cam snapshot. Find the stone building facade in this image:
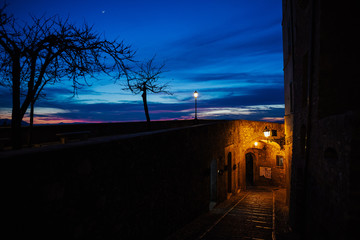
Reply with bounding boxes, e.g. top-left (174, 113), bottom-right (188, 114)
top-left (282, 0), bottom-right (359, 239)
